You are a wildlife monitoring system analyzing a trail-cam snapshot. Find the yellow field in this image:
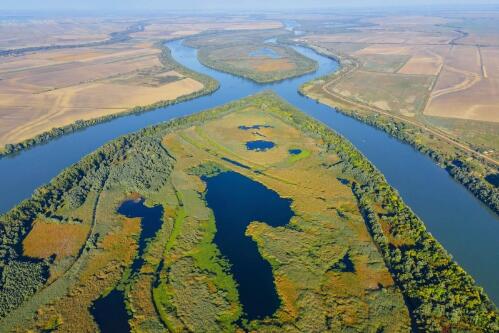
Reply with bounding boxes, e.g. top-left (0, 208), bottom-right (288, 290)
top-left (425, 46), bottom-right (499, 122)
top-left (23, 219), bottom-right (90, 260)
top-left (0, 58), bottom-right (203, 146)
top-left (0, 18), bottom-right (129, 50)
top-left (131, 19), bottom-right (282, 41)
top-left (0, 40), bottom-right (205, 146)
